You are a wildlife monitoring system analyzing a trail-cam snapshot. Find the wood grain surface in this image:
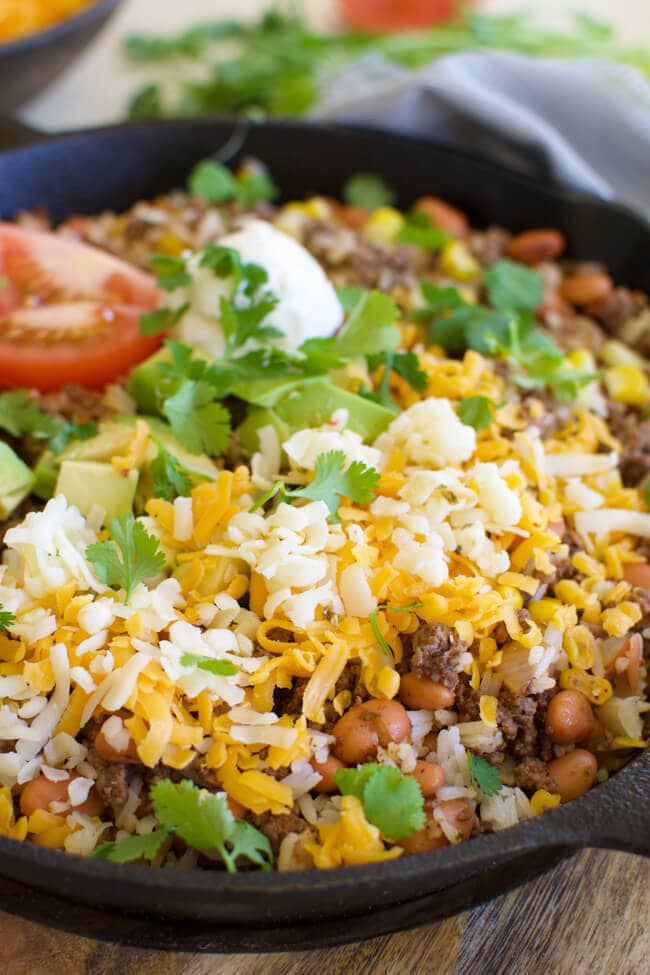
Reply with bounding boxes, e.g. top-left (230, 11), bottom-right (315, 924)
top-left (2, 849), bottom-right (647, 975)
